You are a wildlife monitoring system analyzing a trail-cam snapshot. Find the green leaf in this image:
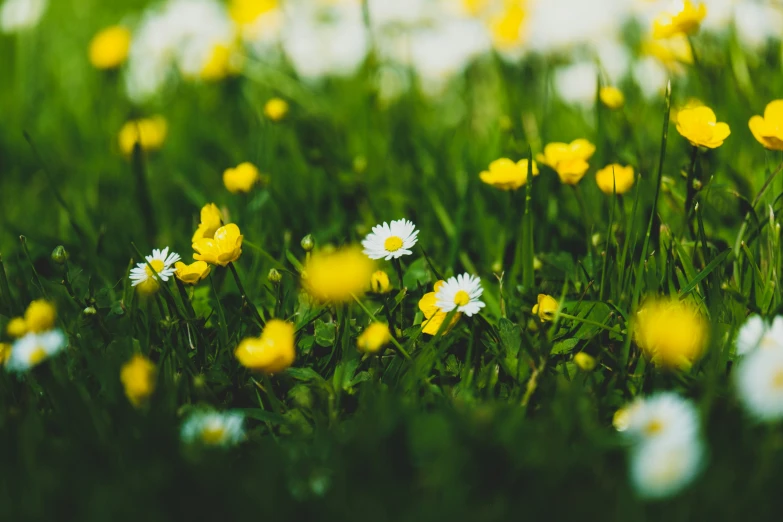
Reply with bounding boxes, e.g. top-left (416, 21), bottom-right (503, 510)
top-left (314, 319), bottom-right (337, 347)
top-left (551, 338), bottom-right (579, 355)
